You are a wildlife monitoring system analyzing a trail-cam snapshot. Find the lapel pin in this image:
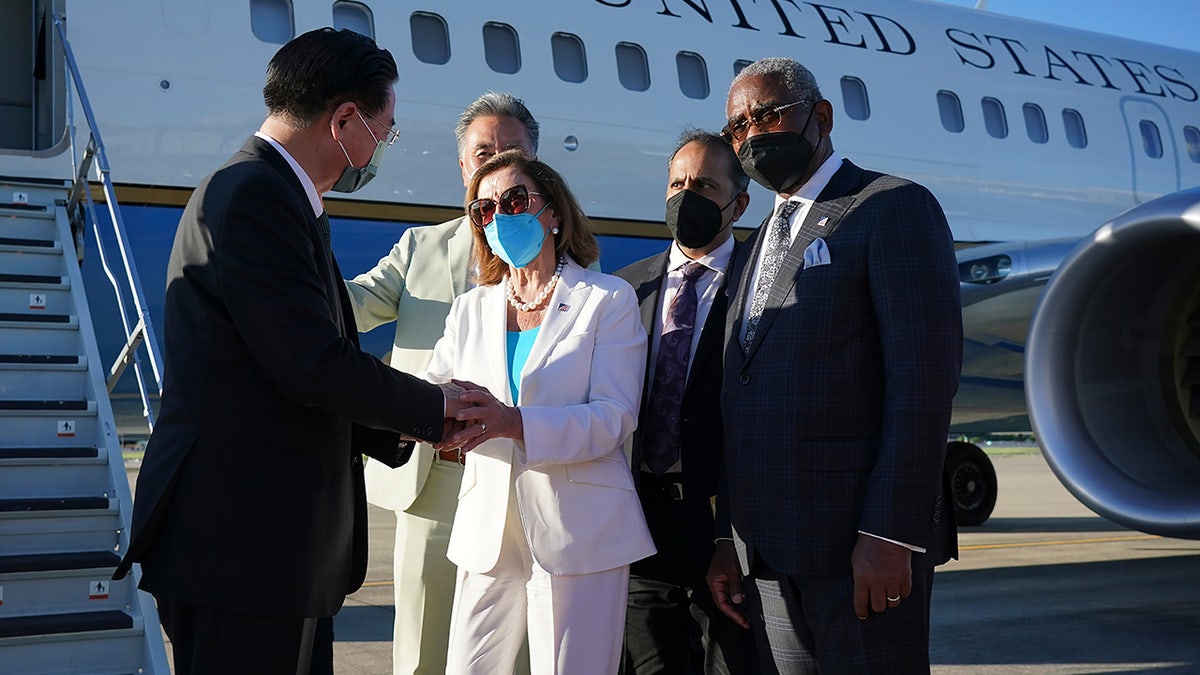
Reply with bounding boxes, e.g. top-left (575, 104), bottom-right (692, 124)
top-left (557, 303), bottom-right (570, 312)
top-left (817, 216), bottom-right (829, 228)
